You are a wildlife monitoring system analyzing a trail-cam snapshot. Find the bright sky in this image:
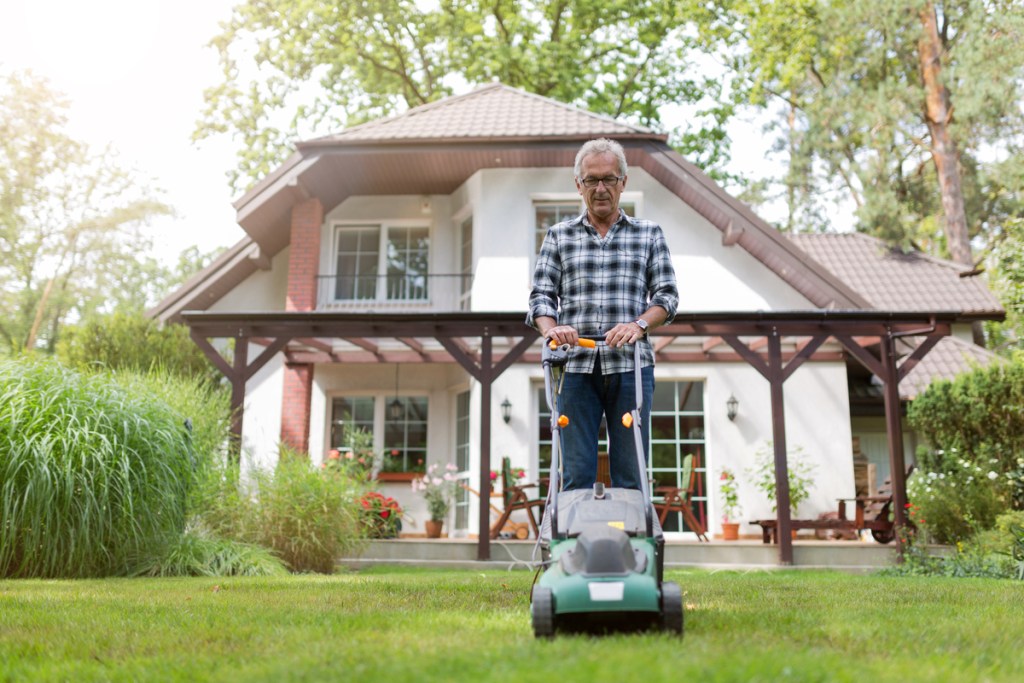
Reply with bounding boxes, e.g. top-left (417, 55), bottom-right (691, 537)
top-left (0, 0), bottom-right (244, 266)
